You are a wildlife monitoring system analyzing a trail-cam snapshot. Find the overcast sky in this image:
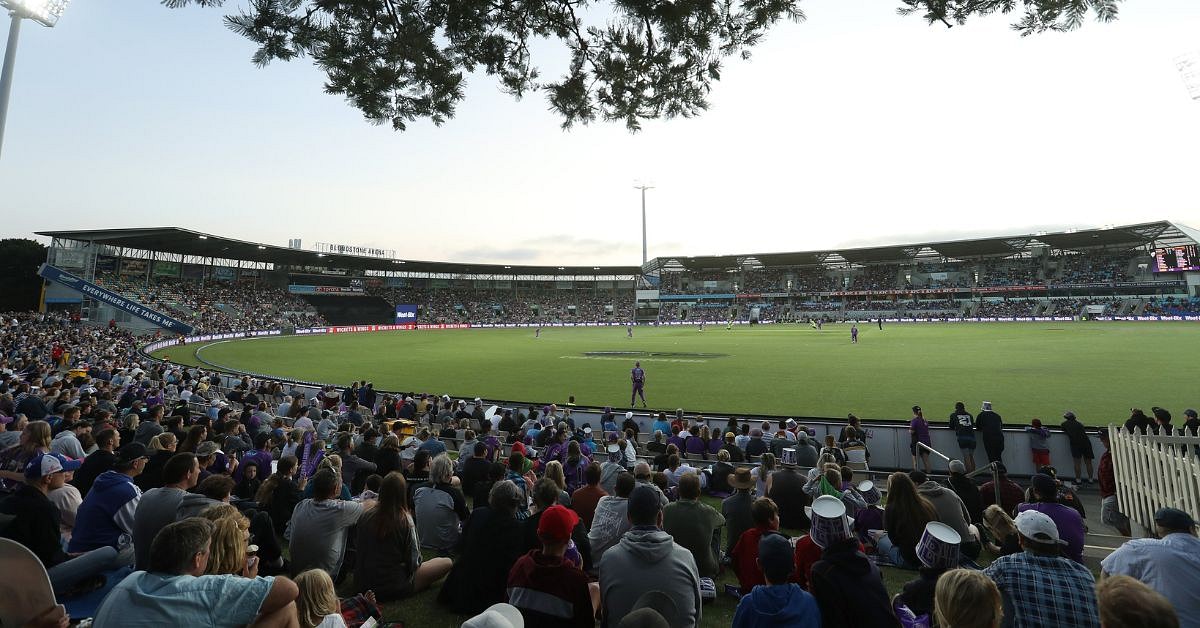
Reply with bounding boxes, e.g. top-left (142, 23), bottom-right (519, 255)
top-left (1, 0), bottom-right (1198, 266)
